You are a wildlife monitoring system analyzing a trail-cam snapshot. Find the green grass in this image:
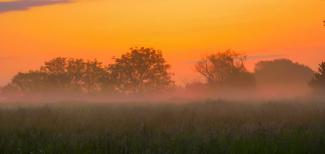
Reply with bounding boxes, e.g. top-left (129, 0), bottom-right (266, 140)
top-left (1, 100), bottom-right (325, 154)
